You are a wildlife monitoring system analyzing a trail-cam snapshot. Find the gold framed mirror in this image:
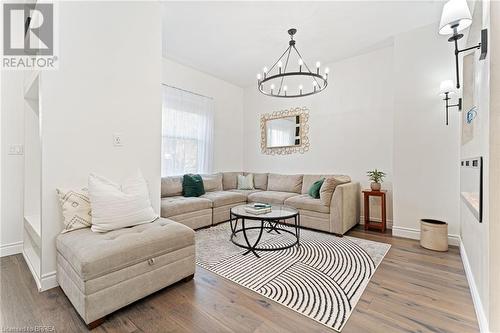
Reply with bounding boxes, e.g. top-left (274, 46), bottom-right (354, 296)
top-left (260, 107), bottom-right (310, 155)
